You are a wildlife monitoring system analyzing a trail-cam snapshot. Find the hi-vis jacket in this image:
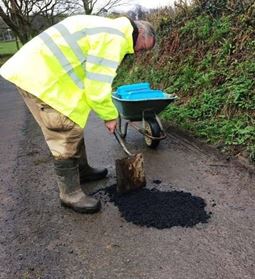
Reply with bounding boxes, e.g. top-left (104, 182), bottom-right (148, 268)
top-left (0, 15), bottom-right (135, 127)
